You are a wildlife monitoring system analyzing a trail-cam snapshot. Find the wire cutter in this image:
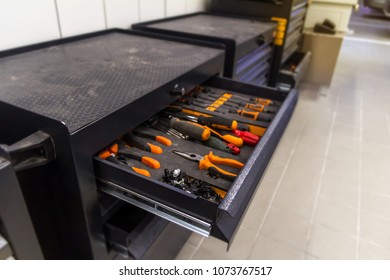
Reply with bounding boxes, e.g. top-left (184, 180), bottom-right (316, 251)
top-left (172, 150), bottom-right (244, 181)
